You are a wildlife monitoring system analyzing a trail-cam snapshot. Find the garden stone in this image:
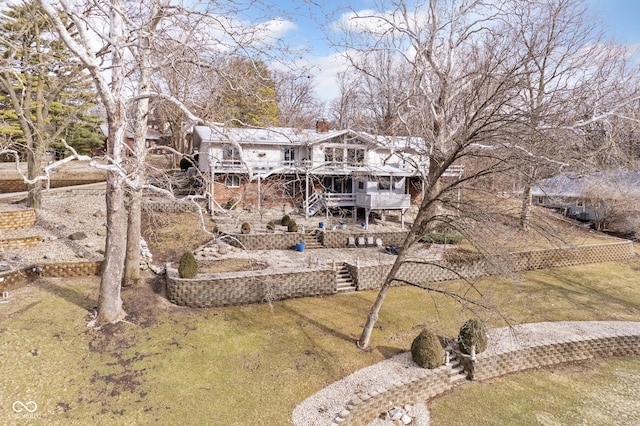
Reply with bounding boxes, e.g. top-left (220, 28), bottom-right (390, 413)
top-left (0, 263), bottom-right (9, 272)
top-left (56, 224), bottom-right (67, 231)
top-left (69, 232), bottom-right (87, 241)
top-left (97, 229), bottom-right (107, 236)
